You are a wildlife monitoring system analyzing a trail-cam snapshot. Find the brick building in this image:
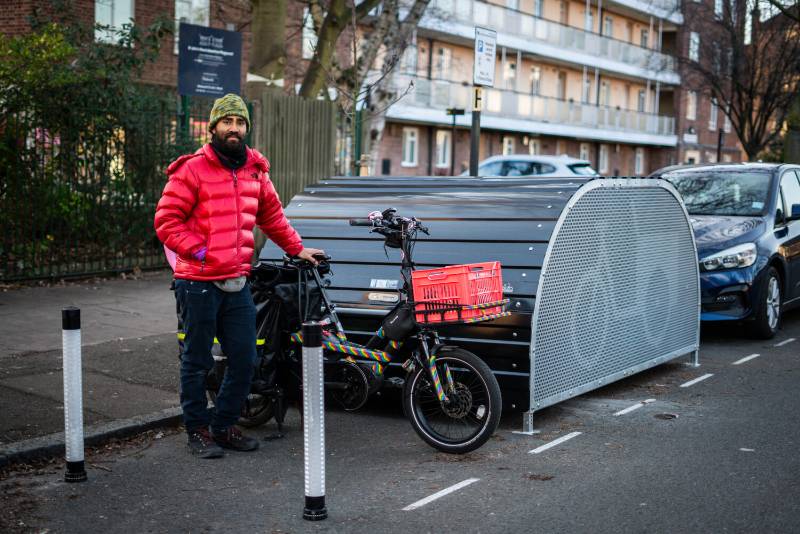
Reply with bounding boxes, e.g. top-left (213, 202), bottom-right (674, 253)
top-left (673, 0), bottom-right (743, 164)
top-left (0, 0), bottom-right (252, 92)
